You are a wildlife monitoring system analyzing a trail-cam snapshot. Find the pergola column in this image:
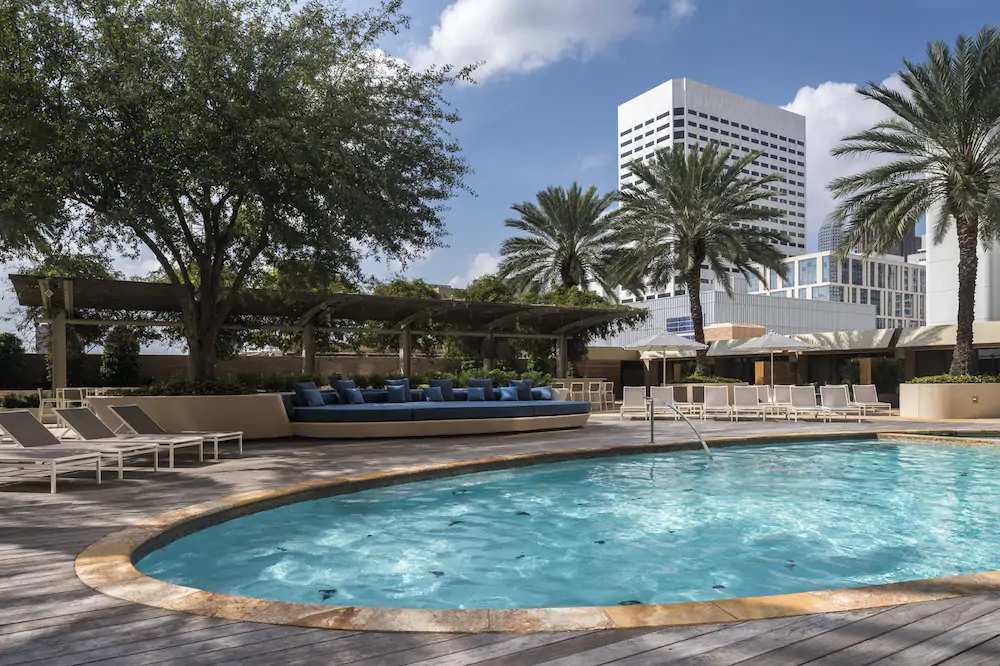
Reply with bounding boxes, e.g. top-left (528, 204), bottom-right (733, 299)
top-left (556, 334), bottom-right (569, 378)
top-left (50, 308), bottom-right (67, 390)
top-left (301, 320), bottom-right (316, 376)
top-left (399, 326), bottom-right (412, 377)
top-left (483, 332), bottom-right (495, 371)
